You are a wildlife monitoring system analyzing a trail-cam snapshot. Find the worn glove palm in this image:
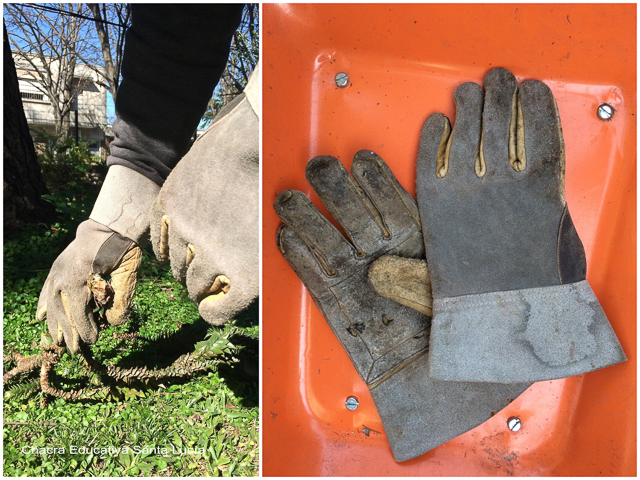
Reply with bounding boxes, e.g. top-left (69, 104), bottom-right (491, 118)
top-left (274, 151), bottom-right (529, 462)
top-left (150, 66), bottom-right (259, 326)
